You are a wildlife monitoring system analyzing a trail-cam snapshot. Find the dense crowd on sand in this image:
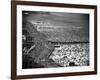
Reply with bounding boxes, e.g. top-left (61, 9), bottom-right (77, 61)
top-left (50, 43), bottom-right (89, 67)
top-left (22, 22), bottom-right (89, 68)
